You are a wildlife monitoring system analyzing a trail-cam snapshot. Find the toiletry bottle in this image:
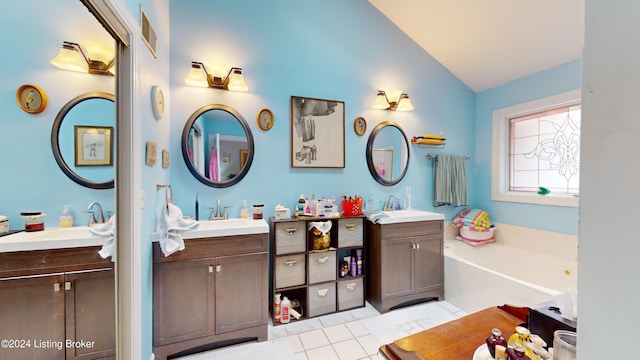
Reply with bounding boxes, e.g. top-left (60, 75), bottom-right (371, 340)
top-left (505, 343), bottom-right (527, 360)
top-left (486, 328), bottom-right (507, 358)
top-left (274, 293), bottom-right (281, 323)
top-left (356, 249), bottom-right (363, 276)
top-left (297, 194), bottom-right (305, 215)
top-left (350, 256), bottom-right (357, 277)
top-left (59, 205), bottom-right (73, 228)
top-left (281, 296), bottom-right (291, 323)
top-left (240, 200), bottom-right (249, 219)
